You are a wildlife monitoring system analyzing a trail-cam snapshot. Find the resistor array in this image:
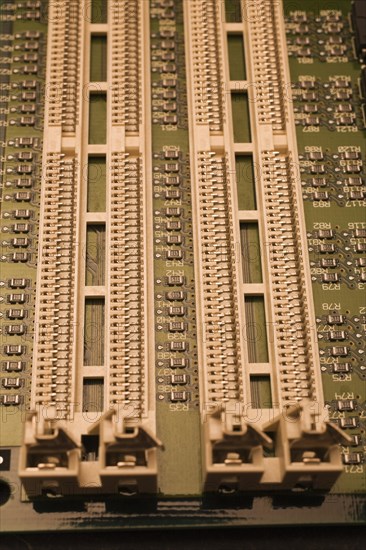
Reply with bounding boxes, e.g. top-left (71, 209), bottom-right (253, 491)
top-left (32, 154), bottom-right (78, 418)
top-left (108, 153), bottom-right (146, 418)
top-left (47, 0), bottom-right (81, 133)
top-left (261, 151), bottom-right (318, 402)
top-left (110, 0), bottom-right (141, 132)
top-left (197, 152), bottom-right (243, 404)
top-left (189, 0), bottom-right (224, 132)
